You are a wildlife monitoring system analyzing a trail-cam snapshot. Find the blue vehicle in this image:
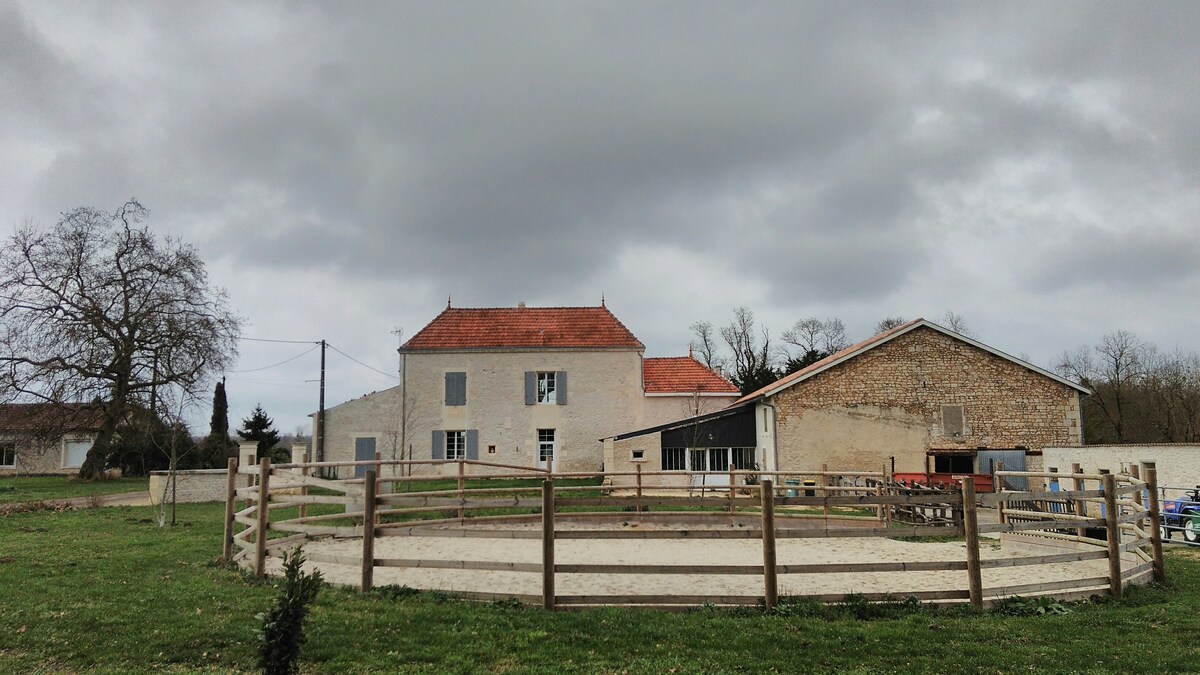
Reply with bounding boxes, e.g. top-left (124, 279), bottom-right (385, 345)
top-left (1161, 486), bottom-right (1200, 544)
